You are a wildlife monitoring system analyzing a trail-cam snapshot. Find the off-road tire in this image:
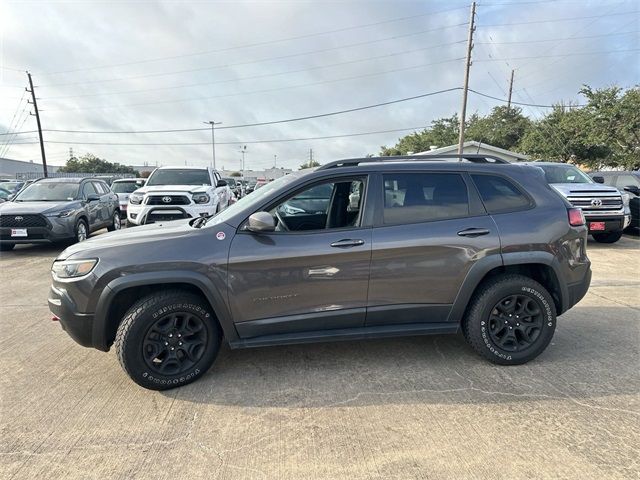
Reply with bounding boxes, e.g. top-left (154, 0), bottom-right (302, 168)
top-left (592, 230), bottom-right (623, 243)
top-left (463, 274), bottom-right (556, 365)
top-left (115, 290), bottom-right (221, 390)
top-left (107, 210), bottom-right (121, 232)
